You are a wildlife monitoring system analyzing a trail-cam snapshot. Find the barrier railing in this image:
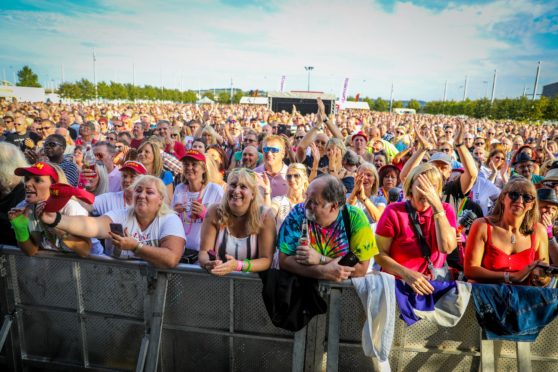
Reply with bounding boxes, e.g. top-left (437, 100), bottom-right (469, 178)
top-left (1, 245), bottom-right (558, 372)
